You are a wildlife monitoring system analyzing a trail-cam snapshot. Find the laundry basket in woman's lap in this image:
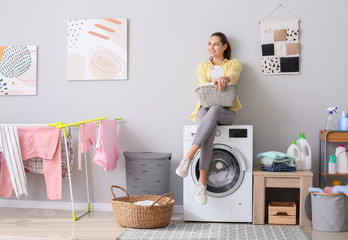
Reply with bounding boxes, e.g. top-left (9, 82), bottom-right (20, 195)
top-left (110, 185), bottom-right (175, 229)
top-left (195, 83), bottom-right (236, 108)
